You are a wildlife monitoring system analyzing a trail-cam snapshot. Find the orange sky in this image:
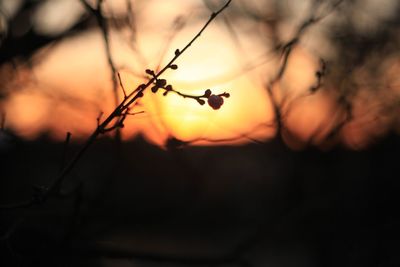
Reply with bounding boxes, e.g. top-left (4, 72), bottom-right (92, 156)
top-left (1, 0), bottom-right (399, 149)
